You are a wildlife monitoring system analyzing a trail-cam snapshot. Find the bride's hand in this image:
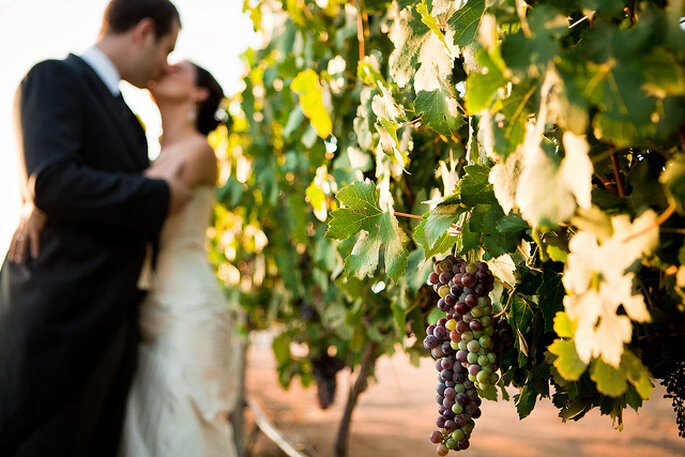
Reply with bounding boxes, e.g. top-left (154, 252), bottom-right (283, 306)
top-left (8, 202), bottom-right (47, 264)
